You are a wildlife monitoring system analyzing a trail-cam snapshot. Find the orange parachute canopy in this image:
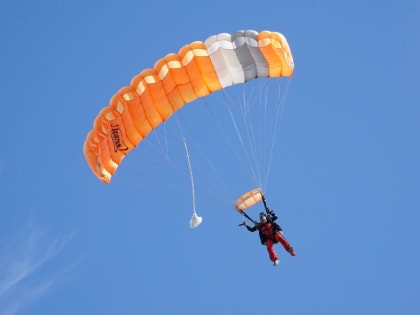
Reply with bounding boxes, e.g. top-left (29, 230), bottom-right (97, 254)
top-left (83, 30), bottom-right (294, 183)
top-left (234, 188), bottom-right (264, 211)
